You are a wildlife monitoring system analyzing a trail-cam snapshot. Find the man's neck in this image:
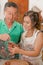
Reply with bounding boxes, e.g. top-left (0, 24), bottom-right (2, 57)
top-left (5, 19), bottom-right (13, 28)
